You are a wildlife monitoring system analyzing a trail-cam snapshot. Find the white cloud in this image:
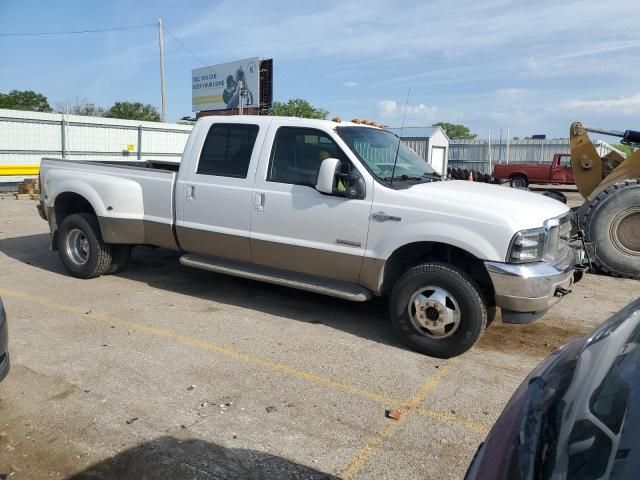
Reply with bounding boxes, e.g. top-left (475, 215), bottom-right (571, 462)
top-left (495, 88), bottom-right (525, 97)
top-left (344, 81), bottom-right (359, 88)
top-left (176, 0), bottom-right (639, 66)
top-left (377, 99), bottom-right (438, 121)
top-left (561, 93), bottom-right (640, 114)
top-left (378, 100), bottom-right (398, 115)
